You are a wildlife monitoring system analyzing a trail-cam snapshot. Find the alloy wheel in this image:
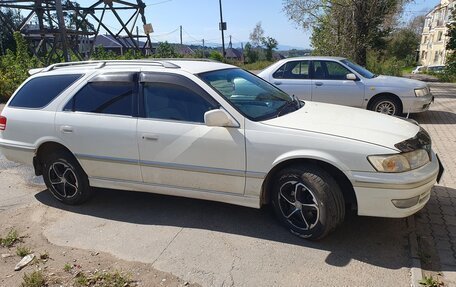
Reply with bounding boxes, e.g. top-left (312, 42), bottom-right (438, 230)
top-left (375, 101), bottom-right (396, 115)
top-left (48, 161), bottom-right (79, 199)
top-left (278, 180), bottom-right (320, 230)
